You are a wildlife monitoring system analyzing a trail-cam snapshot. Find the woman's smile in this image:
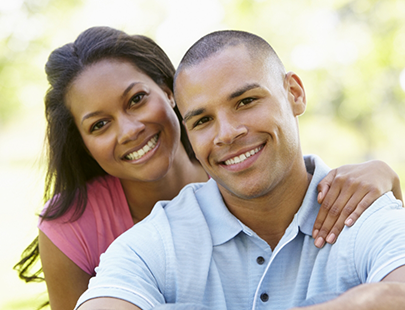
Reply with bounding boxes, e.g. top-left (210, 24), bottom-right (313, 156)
top-left (123, 133), bottom-right (159, 161)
